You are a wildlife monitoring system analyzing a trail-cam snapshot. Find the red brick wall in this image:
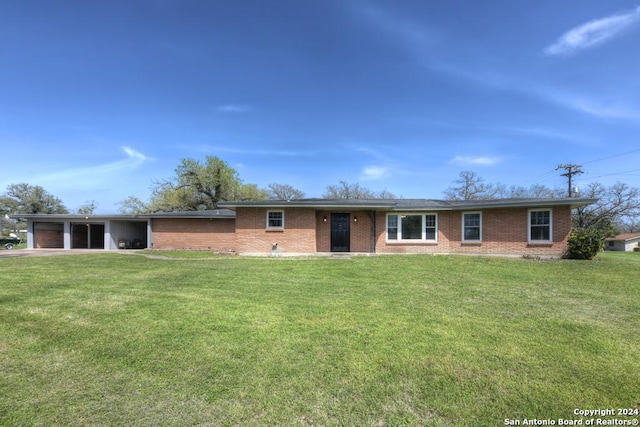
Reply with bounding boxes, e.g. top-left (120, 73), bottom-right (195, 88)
top-left (149, 205), bottom-right (573, 257)
top-left (375, 206), bottom-right (572, 257)
top-left (235, 208), bottom-right (317, 253)
top-left (315, 210), bottom-right (373, 253)
top-left (151, 218), bottom-right (236, 251)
